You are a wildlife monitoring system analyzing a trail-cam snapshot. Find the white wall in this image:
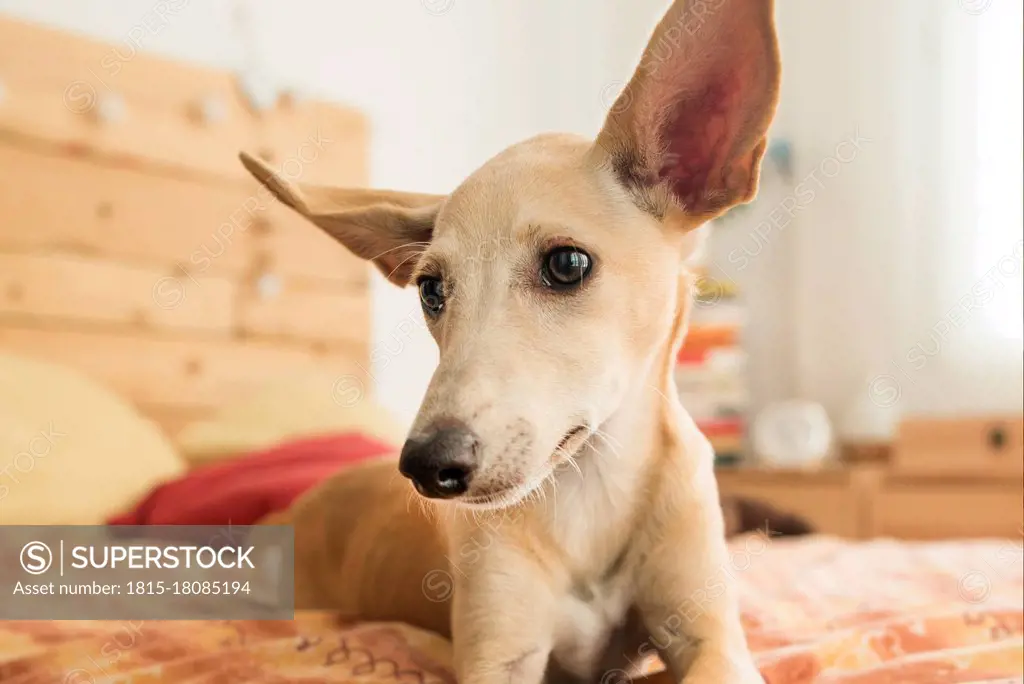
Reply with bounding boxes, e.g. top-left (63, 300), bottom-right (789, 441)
top-left (763, 0), bottom-right (1022, 436)
top-left (3, 0), bottom-right (1018, 434)
top-left (738, 0), bottom-right (928, 438)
